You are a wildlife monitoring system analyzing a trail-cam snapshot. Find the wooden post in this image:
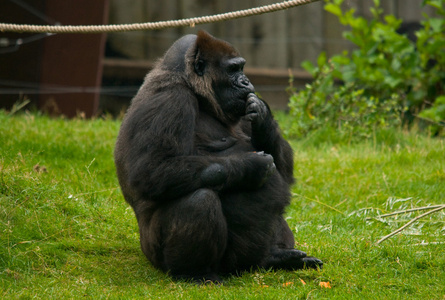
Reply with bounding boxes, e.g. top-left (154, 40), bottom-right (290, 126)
top-left (39, 0), bottom-right (109, 118)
